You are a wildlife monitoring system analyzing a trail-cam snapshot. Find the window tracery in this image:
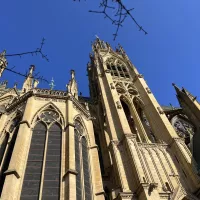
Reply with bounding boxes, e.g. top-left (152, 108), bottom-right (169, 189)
top-left (171, 116), bottom-right (195, 148)
top-left (74, 119), bottom-right (92, 200)
top-left (133, 101), bottom-right (156, 143)
top-left (39, 109), bottom-right (60, 124)
top-left (140, 111), bottom-right (156, 143)
top-left (106, 58), bottom-right (130, 79)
